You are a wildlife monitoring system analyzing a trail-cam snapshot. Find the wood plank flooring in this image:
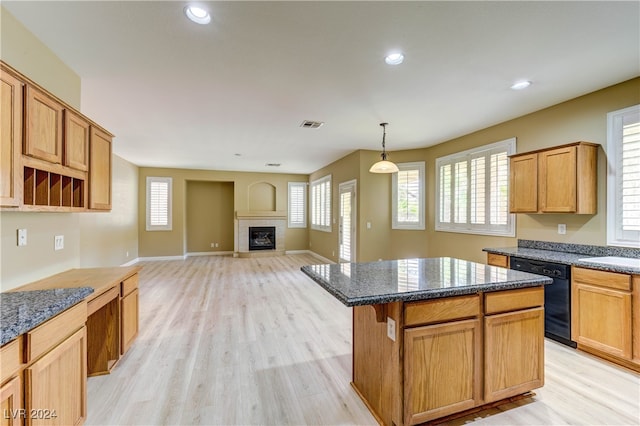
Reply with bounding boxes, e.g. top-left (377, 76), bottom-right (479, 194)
top-left (86, 254), bottom-right (640, 425)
